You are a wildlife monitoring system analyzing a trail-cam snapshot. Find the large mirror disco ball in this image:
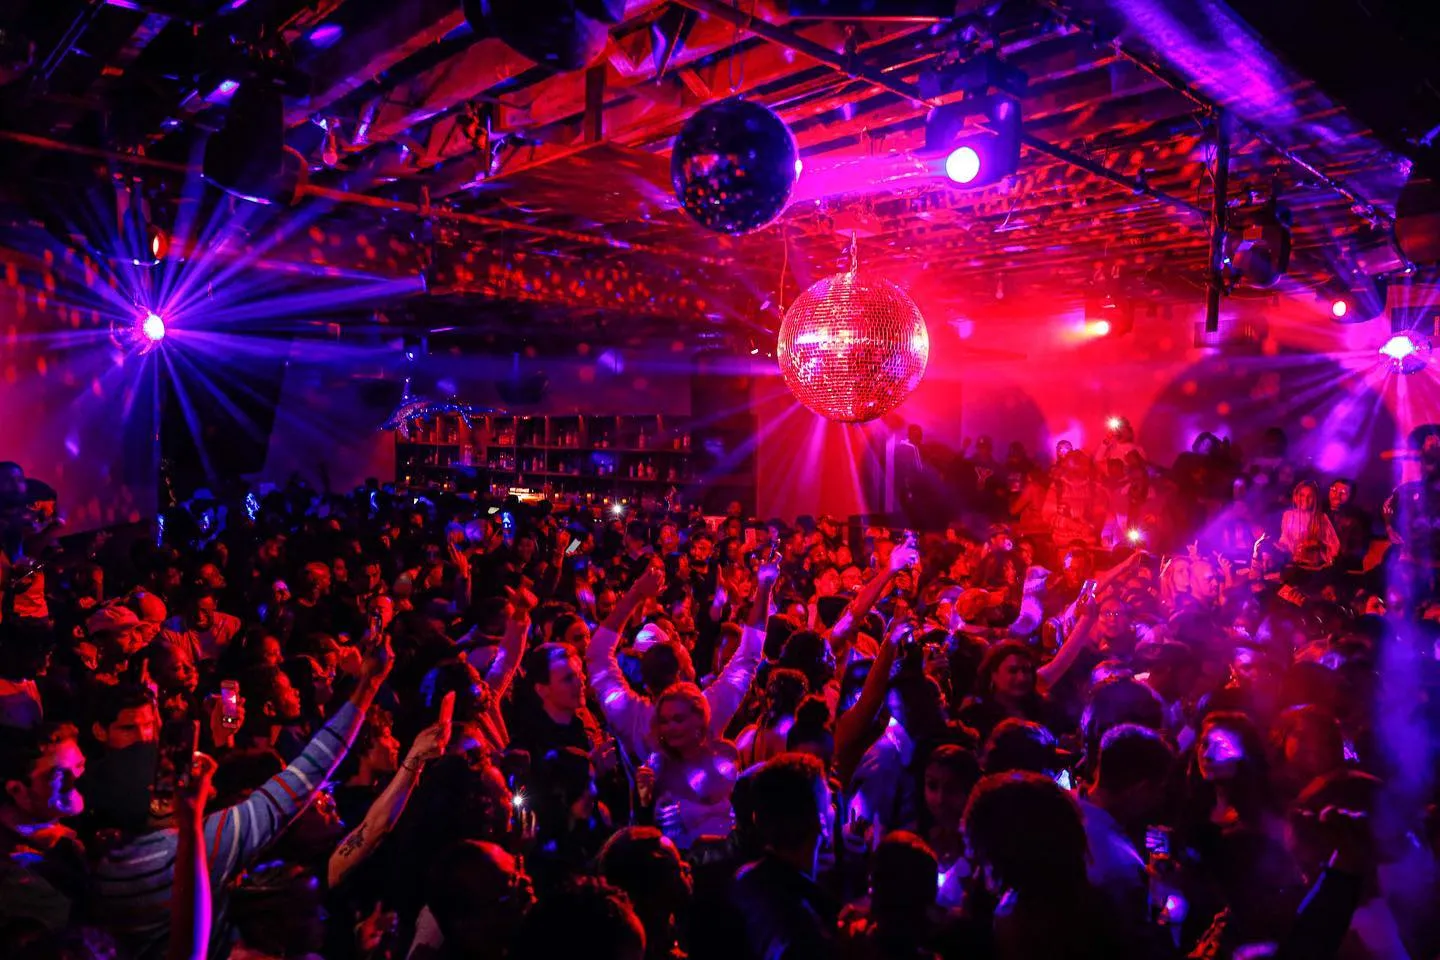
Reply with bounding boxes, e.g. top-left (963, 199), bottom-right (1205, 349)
top-left (671, 98), bottom-right (798, 235)
top-left (777, 272), bottom-right (929, 423)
